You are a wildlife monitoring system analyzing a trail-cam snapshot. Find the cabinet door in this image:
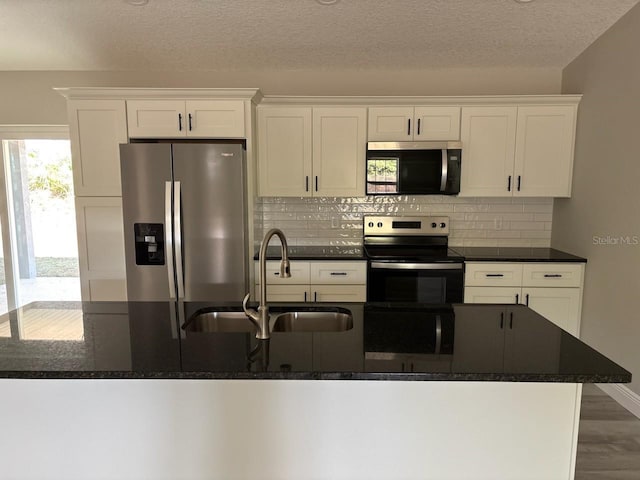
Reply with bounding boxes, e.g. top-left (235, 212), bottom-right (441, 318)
top-left (75, 197), bottom-right (127, 301)
top-left (185, 100), bottom-right (245, 138)
top-left (514, 106), bottom-right (576, 197)
top-left (522, 288), bottom-right (582, 336)
top-left (67, 100), bottom-right (128, 196)
top-left (259, 285), bottom-right (311, 302)
top-left (126, 100), bottom-right (186, 138)
top-left (464, 262), bottom-right (523, 287)
top-left (451, 305), bottom-right (506, 372)
top-left (312, 107), bottom-right (366, 196)
top-left (459, 106), bottom-right (517, 196)
top-left (464, 286), bottom-right (521, 304)
top-left (257, 106), bottom-right (312, 196)
top-left (367, 106), bottom-right (413, 141)
top-left (414, 106), bottom-right (461, 141)
top-left (312, 285), bottom-right (366, 302)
